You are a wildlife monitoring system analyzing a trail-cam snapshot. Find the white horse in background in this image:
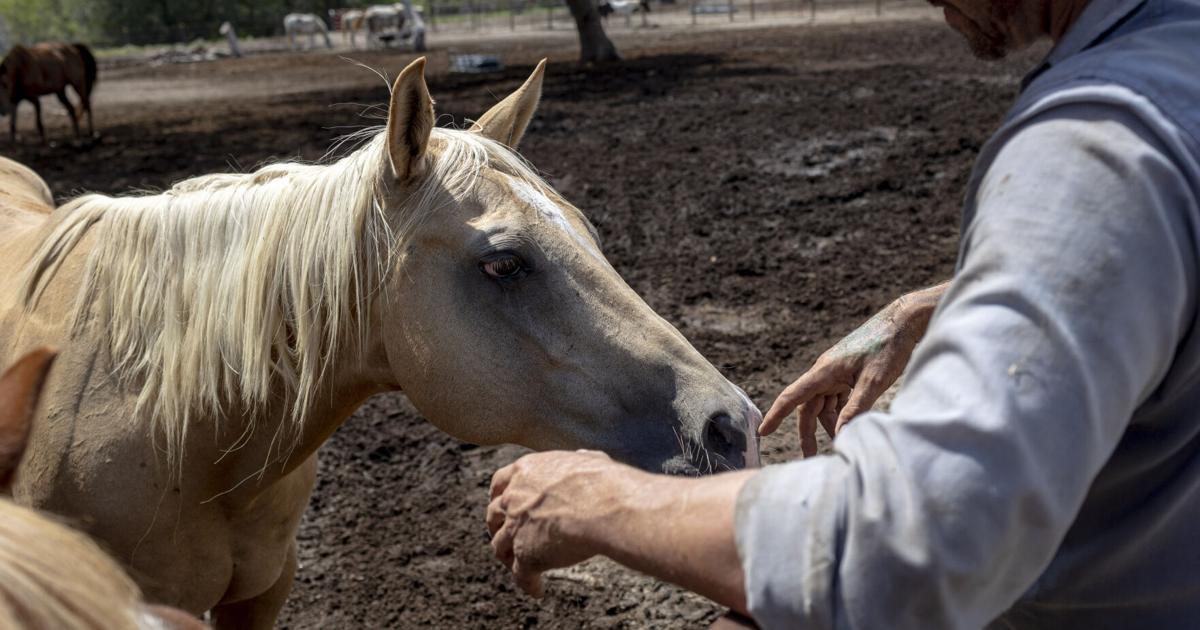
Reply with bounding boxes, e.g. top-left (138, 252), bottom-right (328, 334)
top-left (600, 0), bottom-right (651, 27)
top-left (364, 4), bottom-right (401, 48)
top-left (219, 21), bottom-right (242, 58)
top-left (364, 2), bottom-right (426, 50)
top-left (283, 13), bottom-right (332, 50)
